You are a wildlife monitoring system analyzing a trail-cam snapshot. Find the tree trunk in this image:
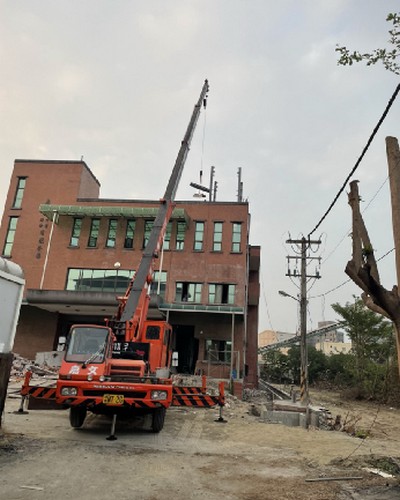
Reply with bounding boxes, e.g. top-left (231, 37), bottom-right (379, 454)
top-left (345, 177), bottom-right (400, 377)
